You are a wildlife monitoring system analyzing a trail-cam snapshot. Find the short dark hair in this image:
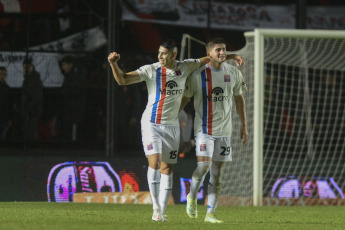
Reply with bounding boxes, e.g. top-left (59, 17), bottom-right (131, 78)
top-left (60, 55), bottom-right (75, 64)
top-left (22, 57), bottom-right (33, 65)
top-left (206, 37), bottom-right (226, 51)
top-left (160, 39), bottom-right (177, 52)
